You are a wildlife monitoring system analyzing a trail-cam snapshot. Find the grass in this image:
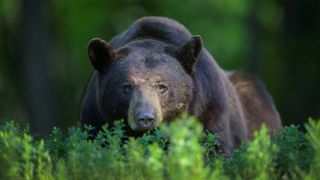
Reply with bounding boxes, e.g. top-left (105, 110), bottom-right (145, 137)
top-left (0, 114), bottom-right (319, 180)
